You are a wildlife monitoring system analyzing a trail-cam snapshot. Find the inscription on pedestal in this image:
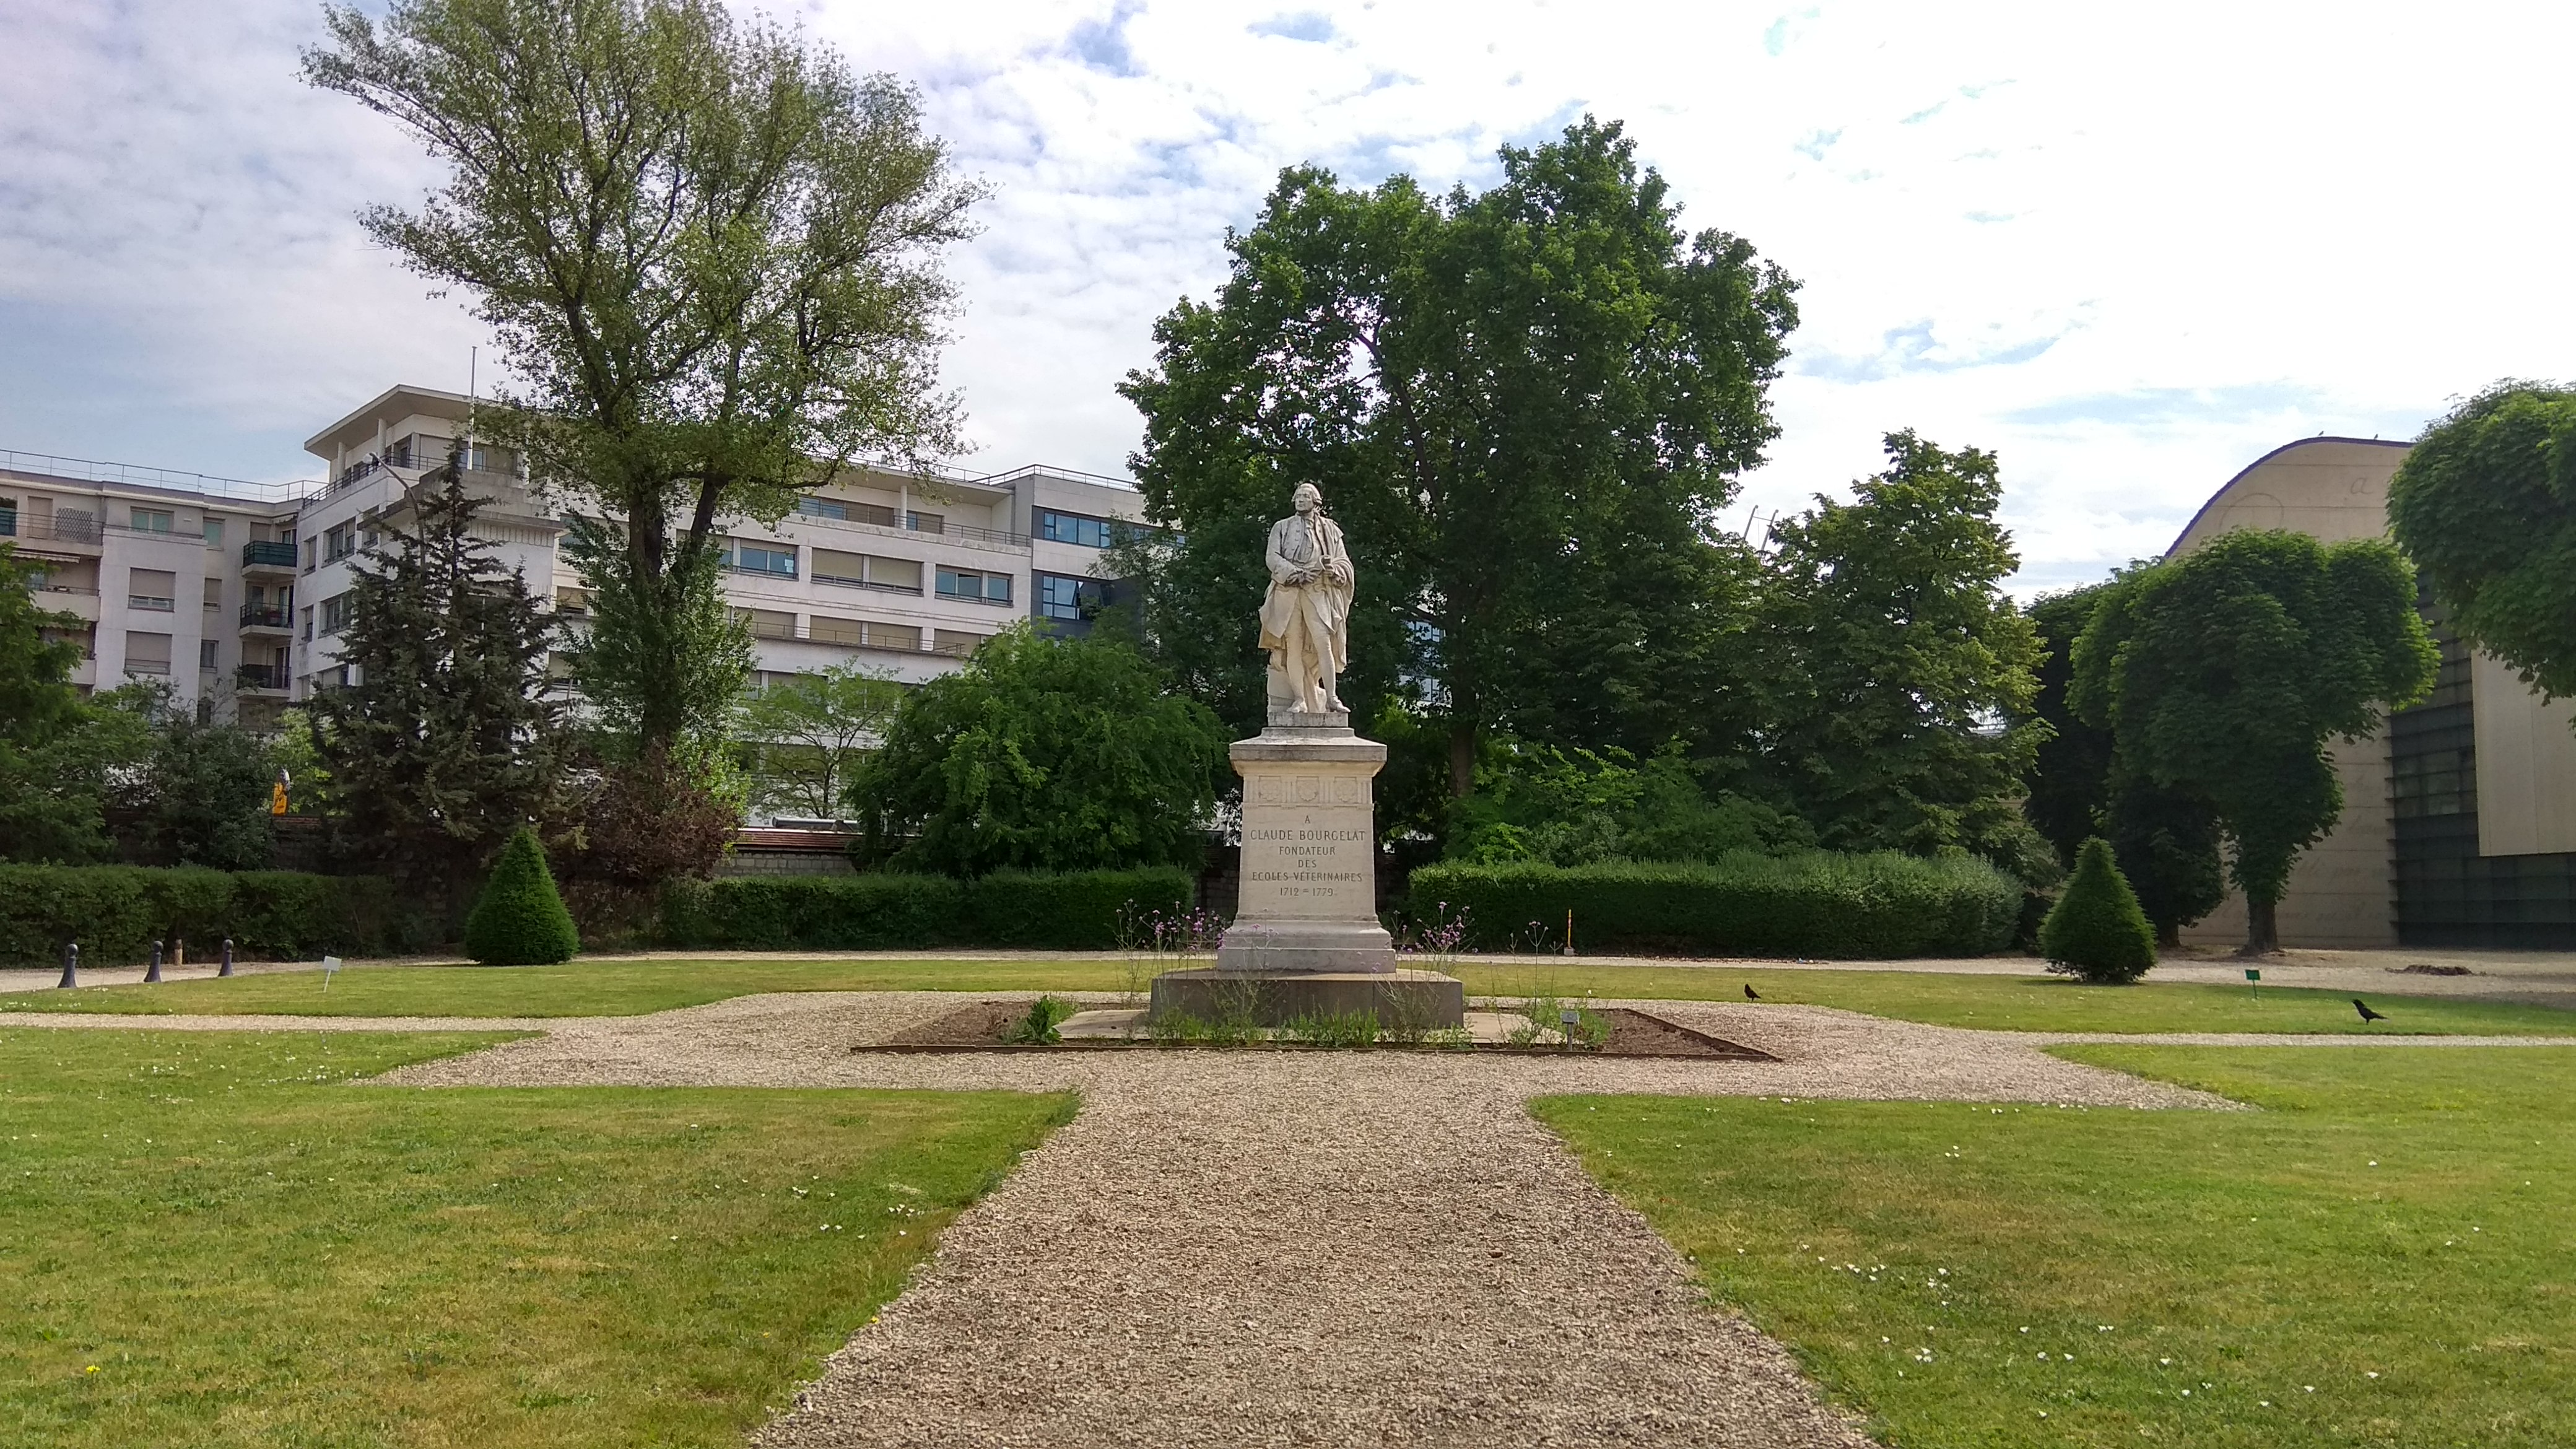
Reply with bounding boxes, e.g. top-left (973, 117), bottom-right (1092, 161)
top-left (1238, 768), bottom-right (1375, 920)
